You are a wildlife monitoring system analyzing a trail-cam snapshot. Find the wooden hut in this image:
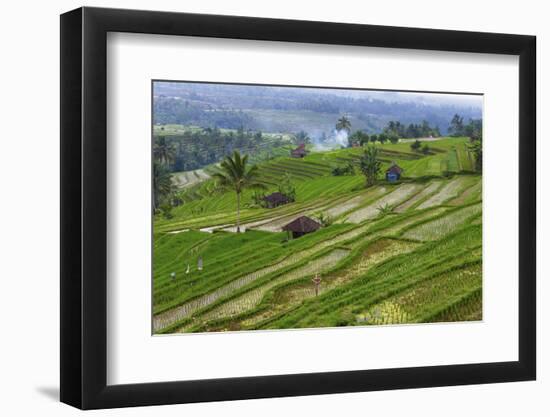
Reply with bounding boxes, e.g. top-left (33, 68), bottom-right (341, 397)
top-left (263, 192), bottom-right (290, 209)
top-left (282, 216), bottom-right (321, 239)
top-left (291, 143), bottom-right (308, 158)
top-left (385, 163), bottom-right (403, 182)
